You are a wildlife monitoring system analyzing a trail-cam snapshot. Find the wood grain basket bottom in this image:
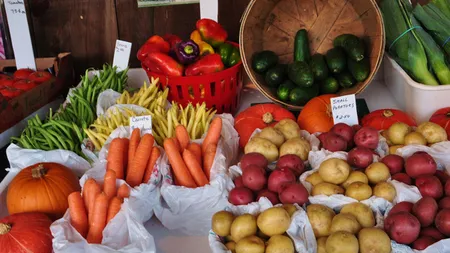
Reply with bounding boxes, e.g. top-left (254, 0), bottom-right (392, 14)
top-left (142, 62), bottom-right (244, 114)
top-left (239, 0), bottom-right (385, 111)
